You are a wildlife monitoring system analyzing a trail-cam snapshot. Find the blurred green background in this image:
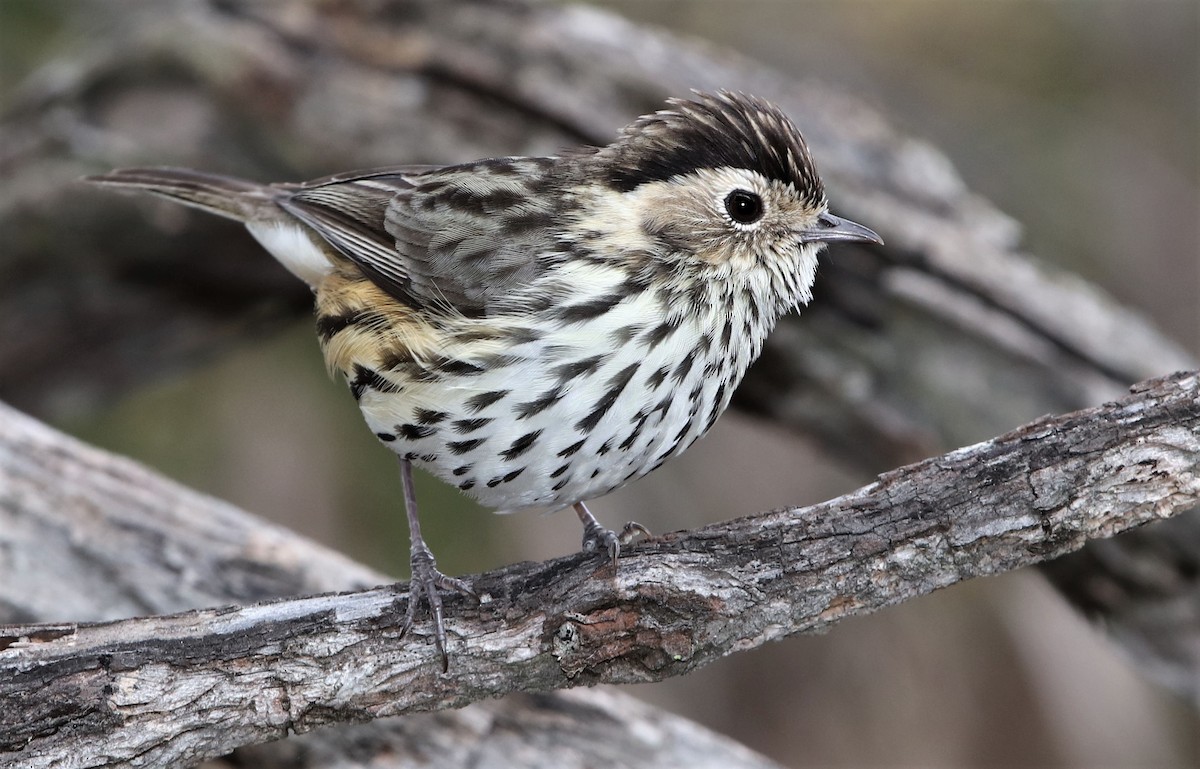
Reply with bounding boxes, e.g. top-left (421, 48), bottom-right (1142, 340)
top-left (3, 0), bottom-right (1197, 766)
